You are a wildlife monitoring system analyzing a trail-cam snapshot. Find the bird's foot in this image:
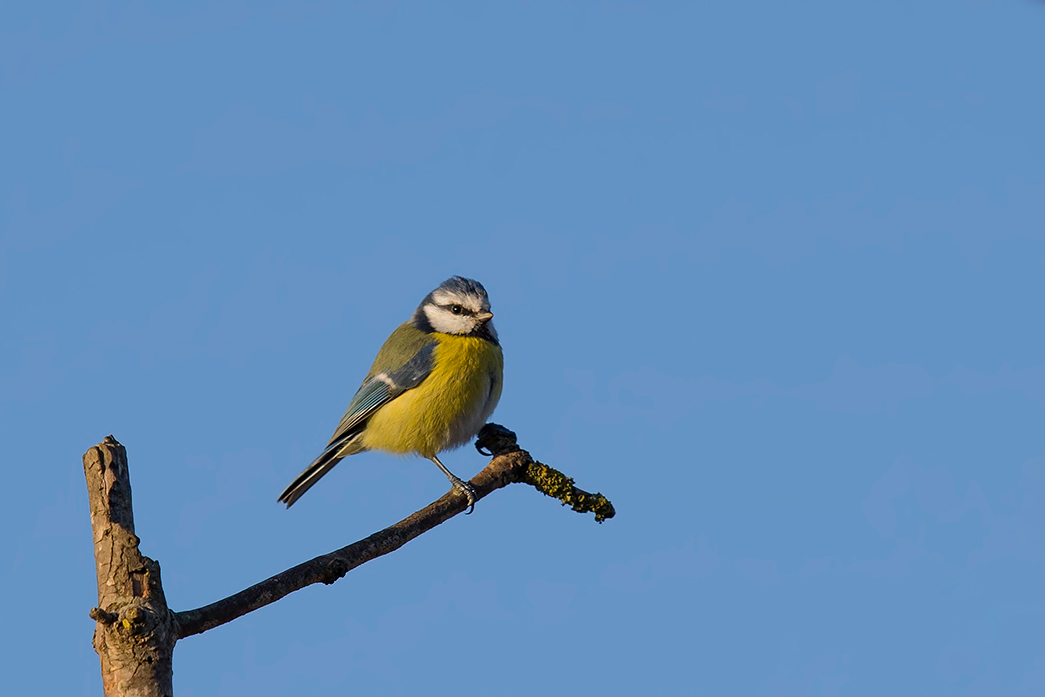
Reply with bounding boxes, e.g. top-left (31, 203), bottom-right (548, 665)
top-left (429, 455), bottom-right (477, 513)
top-left (448, 475), bottom-right (477, 514)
